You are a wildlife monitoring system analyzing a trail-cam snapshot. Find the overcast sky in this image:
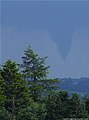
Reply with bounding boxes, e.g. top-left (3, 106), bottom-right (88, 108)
top-left (1, 1), bottom-right (89, 78)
